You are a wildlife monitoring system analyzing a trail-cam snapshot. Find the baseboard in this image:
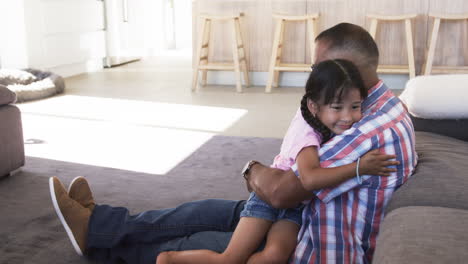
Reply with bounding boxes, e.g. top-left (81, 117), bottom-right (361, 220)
top-left (46, 59), bottom-right (104, 78)
top-left (202, 71), bottom-right (408, 90)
